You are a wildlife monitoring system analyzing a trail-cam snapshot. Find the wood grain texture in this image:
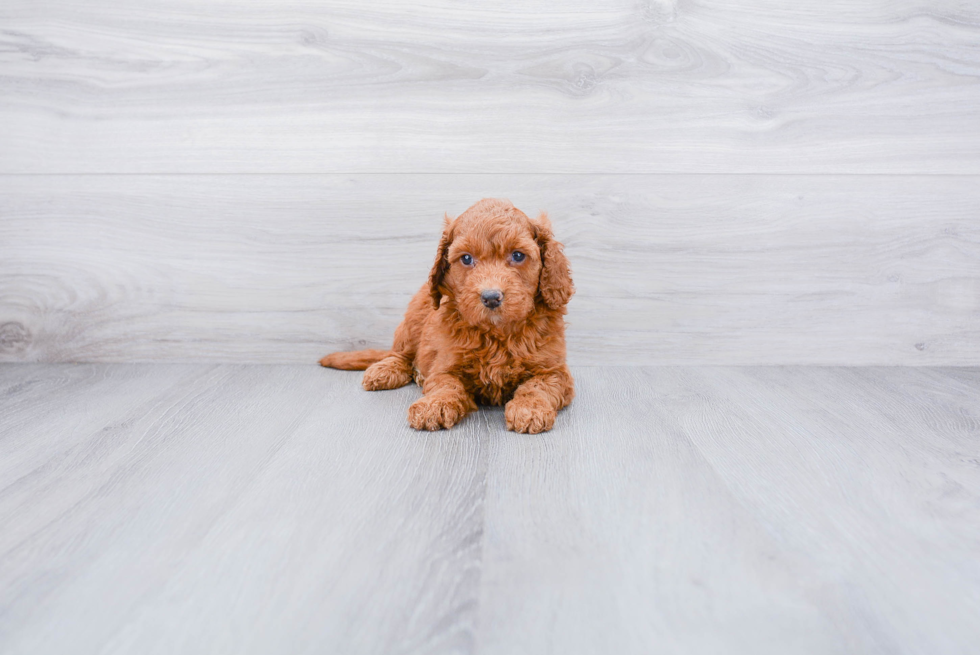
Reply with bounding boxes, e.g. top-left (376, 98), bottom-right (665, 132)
top-left (0, 363), bottom-right (484, 654)
top-left (478, 366), bottom-right (980, 654)
top-left (1, 0), bottom-right (979, 173)
top-left (1, 364), bottom-right (978, 653)
top-left (2, 174), bottom-right (978, 365)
